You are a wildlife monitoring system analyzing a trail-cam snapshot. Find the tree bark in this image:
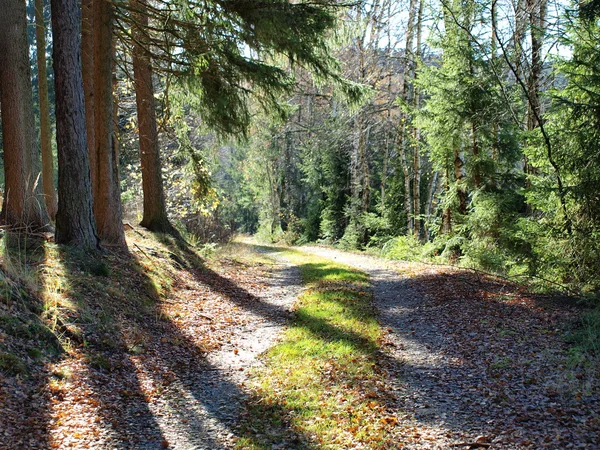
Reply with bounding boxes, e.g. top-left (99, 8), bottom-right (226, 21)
top-left (92, 0), bottom-right (126, 246)
top-left (412, 0), bottom-right (424, 238)
top-left (0, 0), bottom-right (51, 232)
top-left (51, 0), bottom-right (100, 250)
top-left (131, 0), bottom-right (171, 232)
top-left (35, 0), bottom-right (58, 221)
top-left (454, 148), bottom-right (467, 215)
top-left (82, 0), bottom-right (96, 198)
top-left (398, 0), bottom-right (417, 234)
